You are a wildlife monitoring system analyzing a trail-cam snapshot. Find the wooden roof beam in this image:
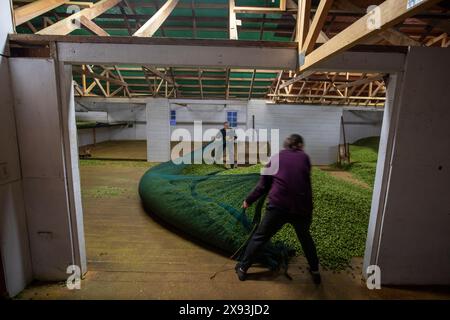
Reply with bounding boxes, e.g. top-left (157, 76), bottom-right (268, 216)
top-left (301, 0), bottom-right (334, 56)
top-left (297, 0), bottom-right (440, 76)
top-left (14, 0), bottom-right (66, 26)
top-left (336, 74), bottom-right (384, 90)
top-left (73, 66), bottom-right (127, 86)
top-left (143, 65), bottom-right (178, 86)
top-left (296, 0), bottom-right (311, 57)
top-left (229, 0), bottom-right (238, 40)
top-left (36, 0), bottom-right (122, 35)
top-left (78, 15), bottom-right (110, 36)
top-left (133, 0), bottom-right (179, 37)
